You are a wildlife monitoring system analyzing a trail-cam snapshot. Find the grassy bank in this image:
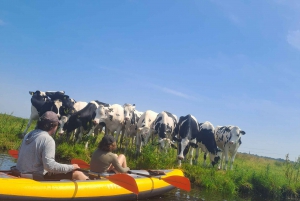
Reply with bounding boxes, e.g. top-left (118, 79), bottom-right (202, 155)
top-left (1, 113), bottom-right (300, 200)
